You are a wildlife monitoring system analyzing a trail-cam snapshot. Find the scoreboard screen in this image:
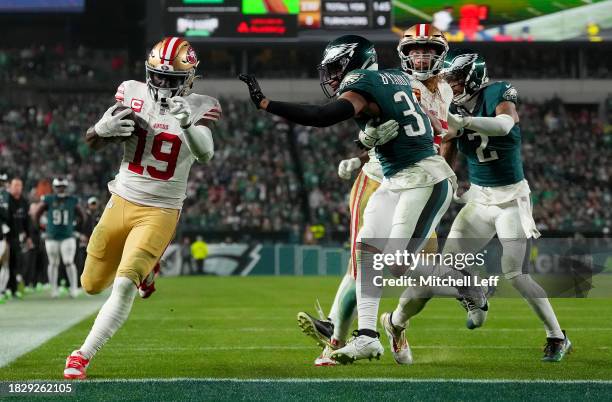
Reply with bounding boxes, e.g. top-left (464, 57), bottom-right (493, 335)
top-left (162, 0), bottom-right (393, 41)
